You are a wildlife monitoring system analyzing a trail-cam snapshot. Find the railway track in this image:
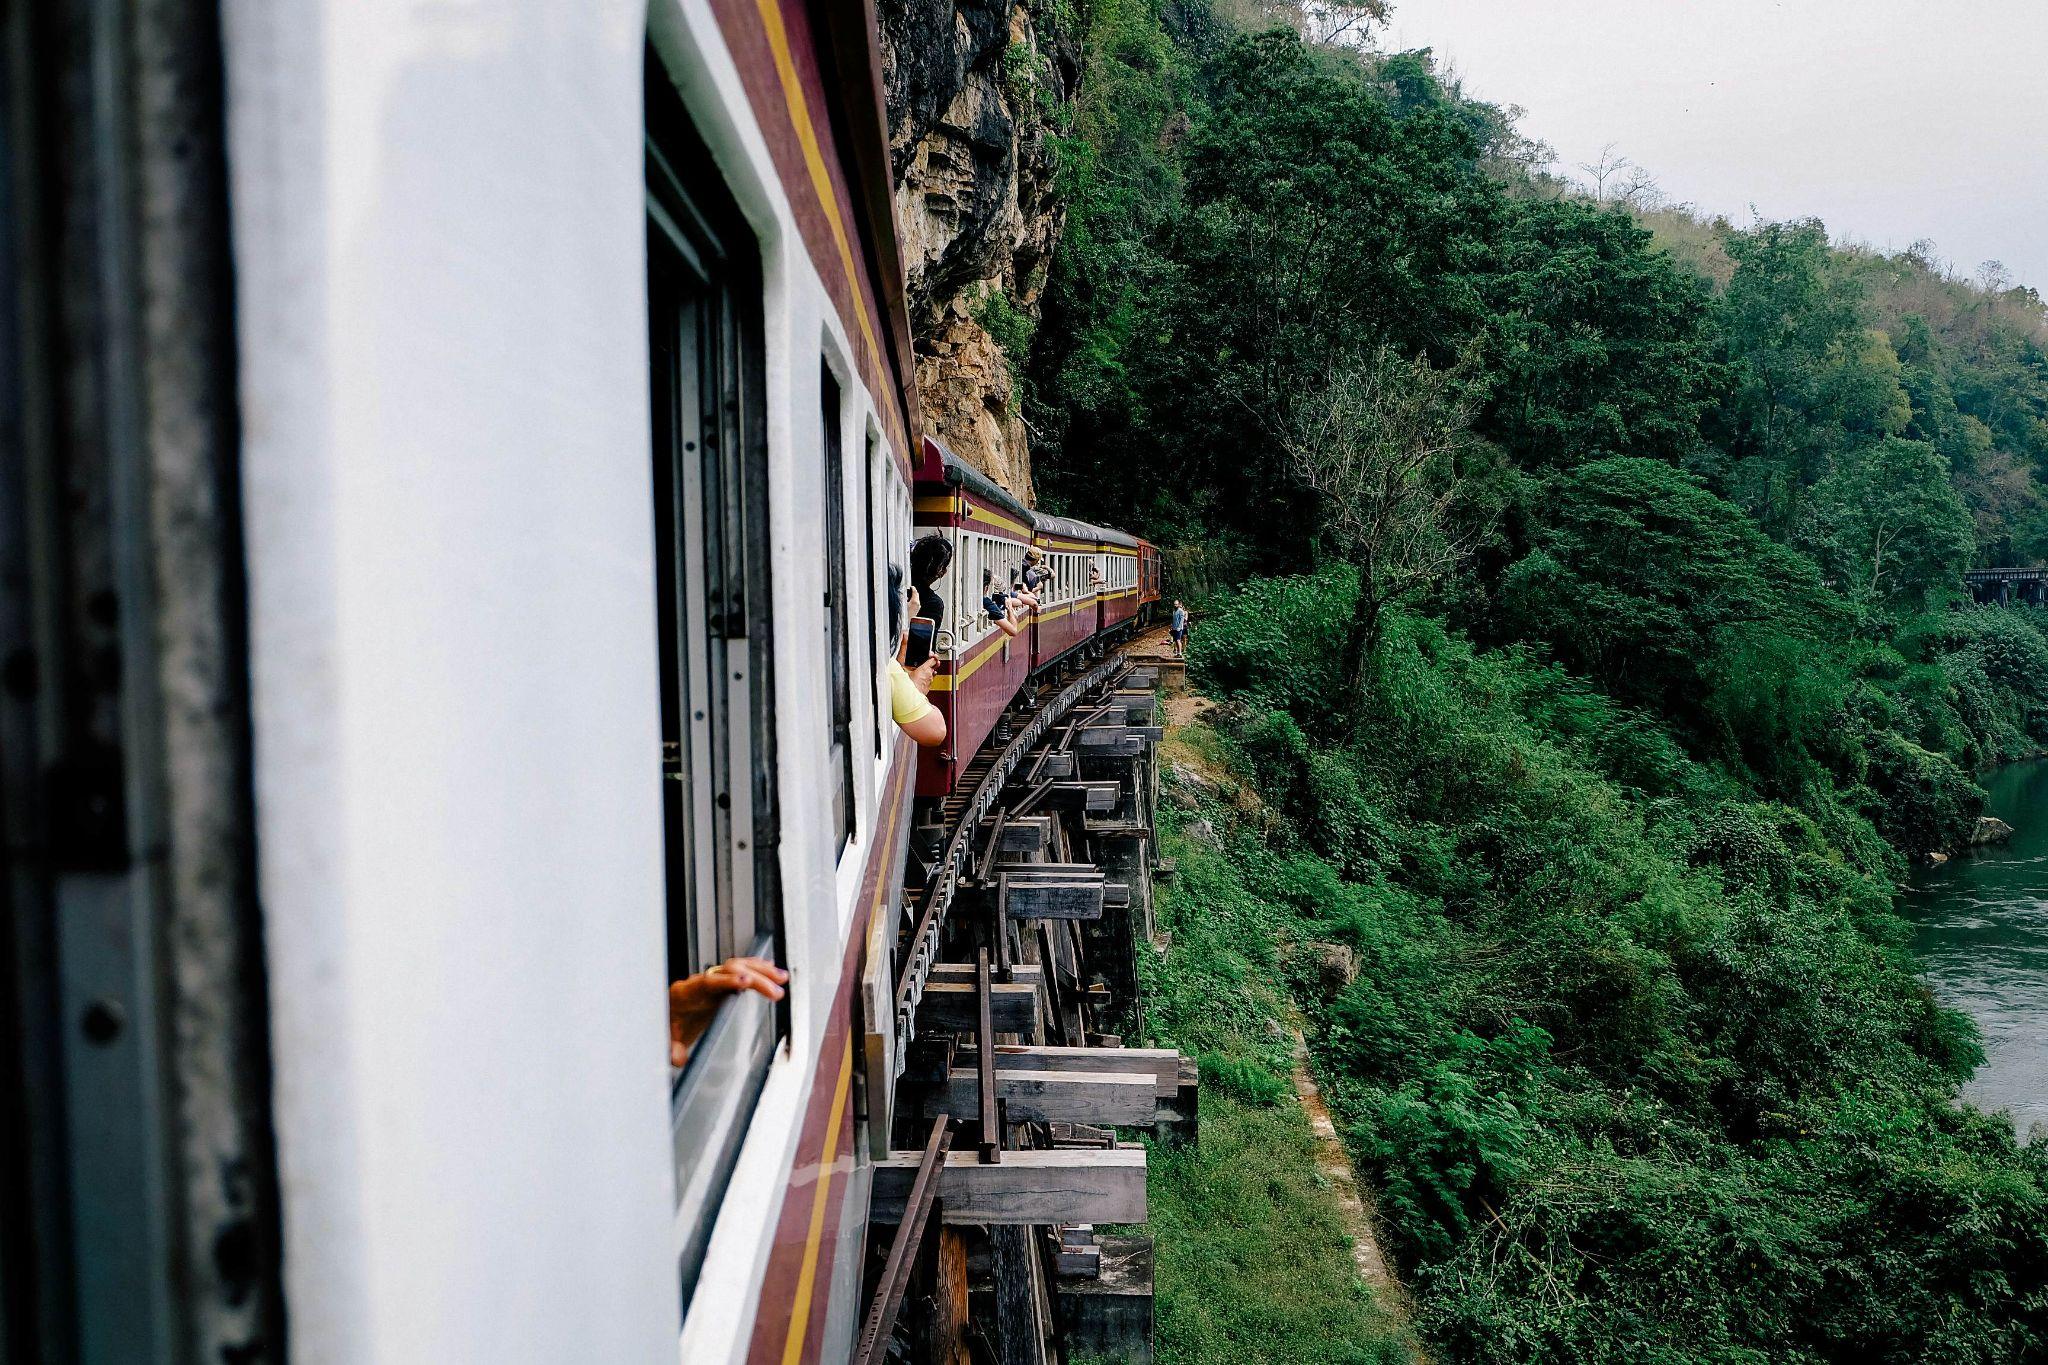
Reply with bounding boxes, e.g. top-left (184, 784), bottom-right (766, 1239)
top-left (859, 630), bottom-right (1192, 1365)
